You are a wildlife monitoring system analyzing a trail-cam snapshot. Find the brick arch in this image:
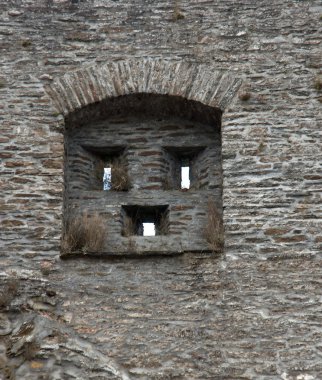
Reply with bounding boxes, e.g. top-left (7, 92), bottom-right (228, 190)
top-left (45, 58), bottom-right (242, 116)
